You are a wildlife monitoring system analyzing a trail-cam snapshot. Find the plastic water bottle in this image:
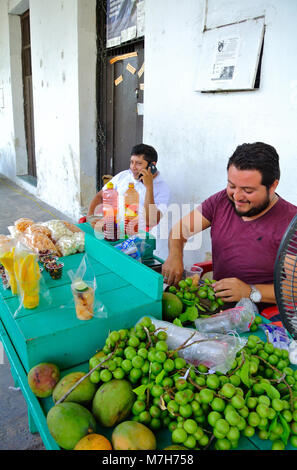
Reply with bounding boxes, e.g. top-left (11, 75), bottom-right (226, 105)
top-left (124, 183), bottom-right (139, 238)
top-left (195, 298), bottom-right (257, 334)
top-left (103, 182), bottom-right (119, 242)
